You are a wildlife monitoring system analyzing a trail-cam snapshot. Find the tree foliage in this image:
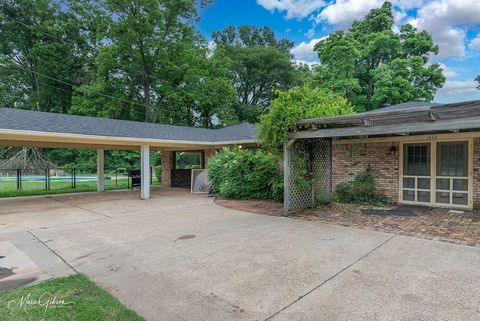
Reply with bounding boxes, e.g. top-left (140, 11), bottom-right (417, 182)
top-left (259, 86), bottom-right (354, 150)
top-left (313, 2), bottom-right (445, 111)
top-left (212, 25), bottom-right (300, 123)
top-left (0, 0), bottom-right (88, 112)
